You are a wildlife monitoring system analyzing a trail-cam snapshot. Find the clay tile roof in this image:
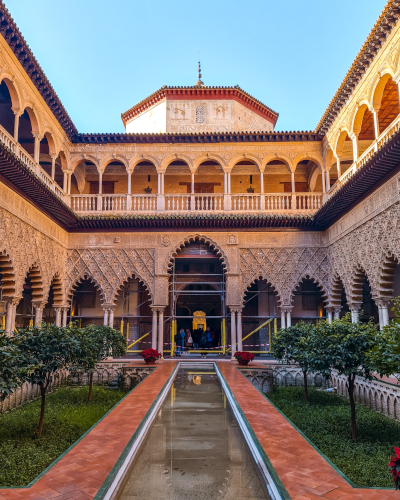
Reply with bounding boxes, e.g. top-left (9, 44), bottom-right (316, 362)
top-left (0, 1), bottom-right (78, 139)
top-left (120, 85), bottom-right (279, 127)
top-left (316, 0), bottom-right (400, 135)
